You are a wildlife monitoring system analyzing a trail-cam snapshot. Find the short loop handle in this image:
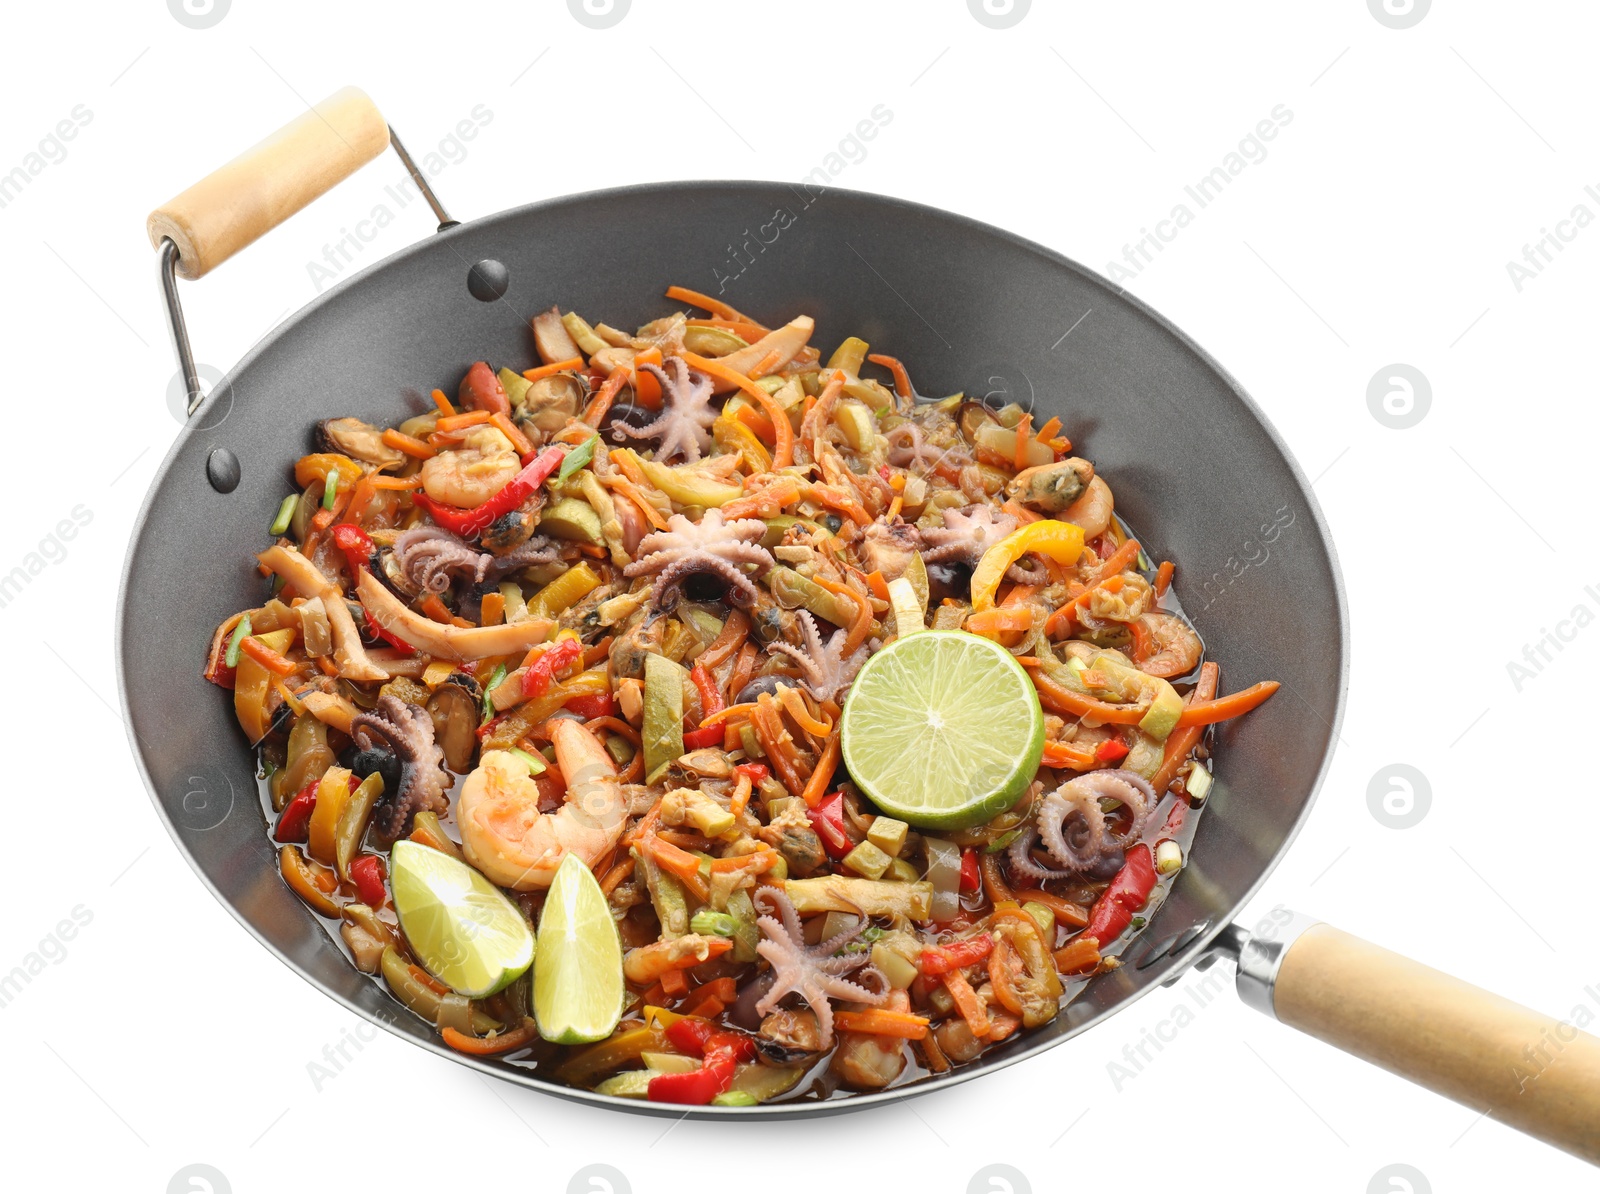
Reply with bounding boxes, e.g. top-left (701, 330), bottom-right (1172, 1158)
top-left (146, 86), bottom-right (389, 280)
